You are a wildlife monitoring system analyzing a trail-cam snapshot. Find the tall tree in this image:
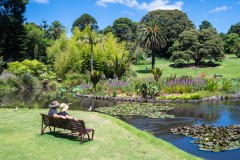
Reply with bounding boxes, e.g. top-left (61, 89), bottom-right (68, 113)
top-left (72, 13), bottom-right (98, 31)
top-left (199, 20), bottom-right (214, 30)
top-left (140, 9), bottom-right (194, 58)
top-left (0, 0), bottom-right (28, 61)
top-left (47, 21), bottom-right (65, 40)
top-left (228, 22), bottom-right (240, 35)
top-left (139, 21), bottom-right (166, 69)
top-left (112, 17), bottom-right (135, 42)
top-left (82, 26), bottom-right (99, 73)
top-left (24, 23), bottom-right (47, 61)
